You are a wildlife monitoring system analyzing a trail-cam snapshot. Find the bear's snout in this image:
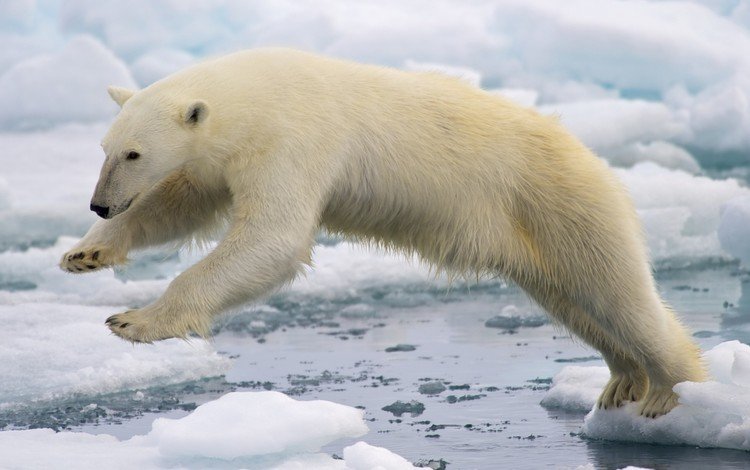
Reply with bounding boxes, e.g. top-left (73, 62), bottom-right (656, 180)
top-left (90, 204), bottom-right (109, 219)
